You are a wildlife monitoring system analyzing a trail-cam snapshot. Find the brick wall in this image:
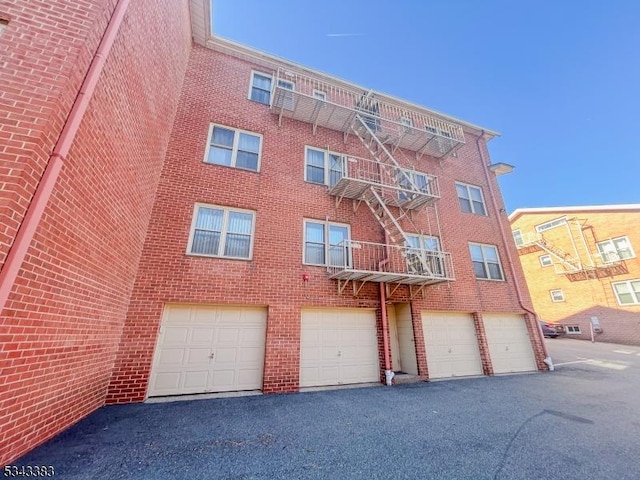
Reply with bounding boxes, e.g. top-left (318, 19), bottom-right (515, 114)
top-left (108, 45), bottom-right (545, 404)
top-left (511, 209), bottom-right (640, 345)
top-left (0, 0), bottom-right (192, 465)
